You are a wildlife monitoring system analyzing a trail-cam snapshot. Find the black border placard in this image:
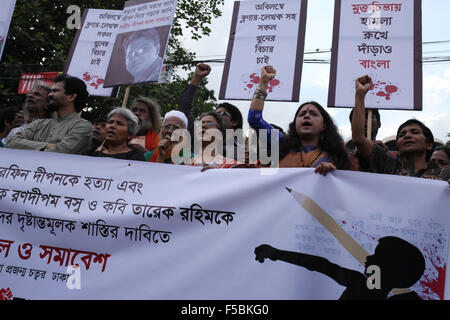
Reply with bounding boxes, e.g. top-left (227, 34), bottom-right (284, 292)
top-left (219, 0), bottom-right (308, 102)
top-left (328, 0), bottom-right (423, 111)
top-left (103, 0), bottom-right (177, 88)
top-left (64, 9), bottom-right (119, 98)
